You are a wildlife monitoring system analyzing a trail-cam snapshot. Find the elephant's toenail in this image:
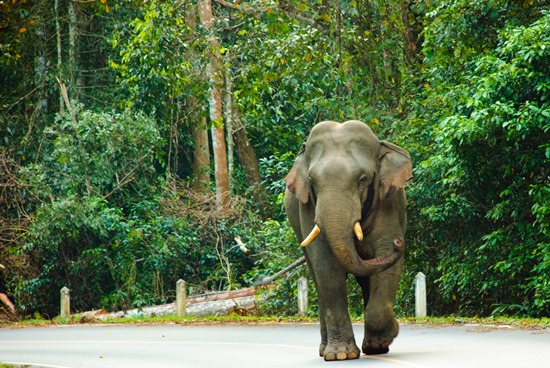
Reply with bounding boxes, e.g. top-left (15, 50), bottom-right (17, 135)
top-left (348, 351), bottom-right (360, 359)
top-left (336, 352), bottom-right (348, 360)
